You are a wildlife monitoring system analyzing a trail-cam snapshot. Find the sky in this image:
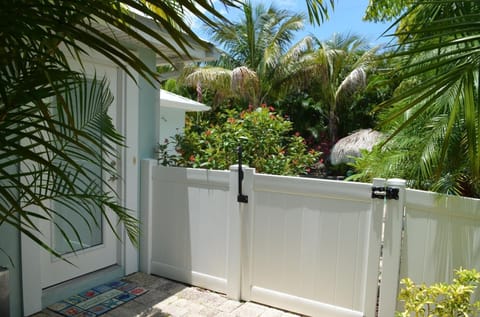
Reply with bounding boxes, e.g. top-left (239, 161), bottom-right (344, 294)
top-left (191, 0), bottom-right (394, 47)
